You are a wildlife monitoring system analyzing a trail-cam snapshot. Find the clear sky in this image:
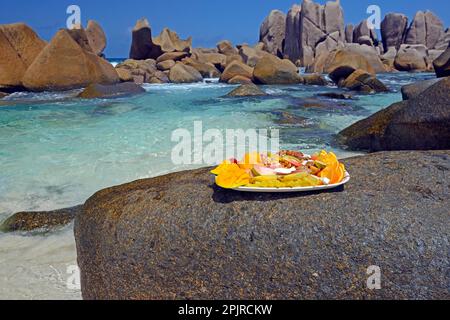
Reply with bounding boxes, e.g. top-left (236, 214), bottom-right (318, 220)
top-left (1, 0), bottom-right (449, 58)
